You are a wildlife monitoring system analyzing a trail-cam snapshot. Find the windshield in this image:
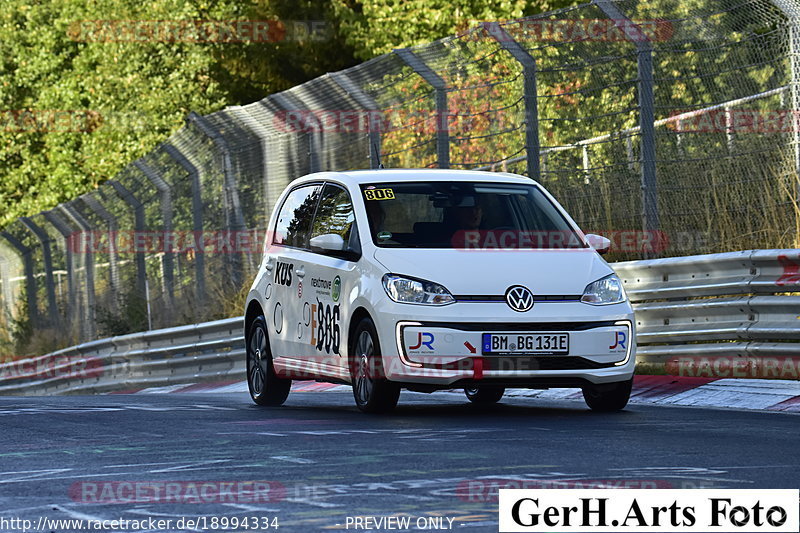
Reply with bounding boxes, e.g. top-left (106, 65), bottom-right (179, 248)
top-left (359, 181), bottom-right (586, 249)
